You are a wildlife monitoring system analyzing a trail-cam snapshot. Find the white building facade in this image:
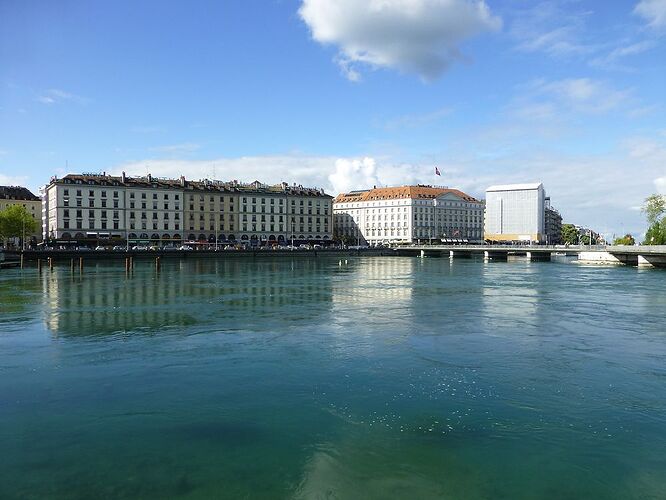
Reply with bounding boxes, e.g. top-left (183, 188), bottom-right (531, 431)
top-left (484, 183), bottom-right (546, 243)
top-left (334, 185), bottom-right (484, 245)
